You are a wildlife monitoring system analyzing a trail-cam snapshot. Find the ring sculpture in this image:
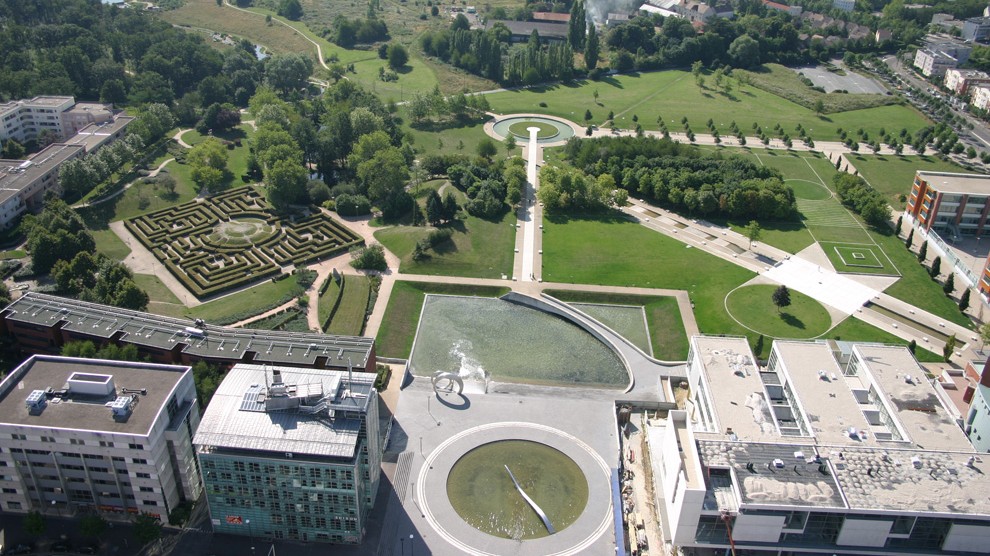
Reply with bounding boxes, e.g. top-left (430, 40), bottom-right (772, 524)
top-left (432, 371), bottom-right (464, 395)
